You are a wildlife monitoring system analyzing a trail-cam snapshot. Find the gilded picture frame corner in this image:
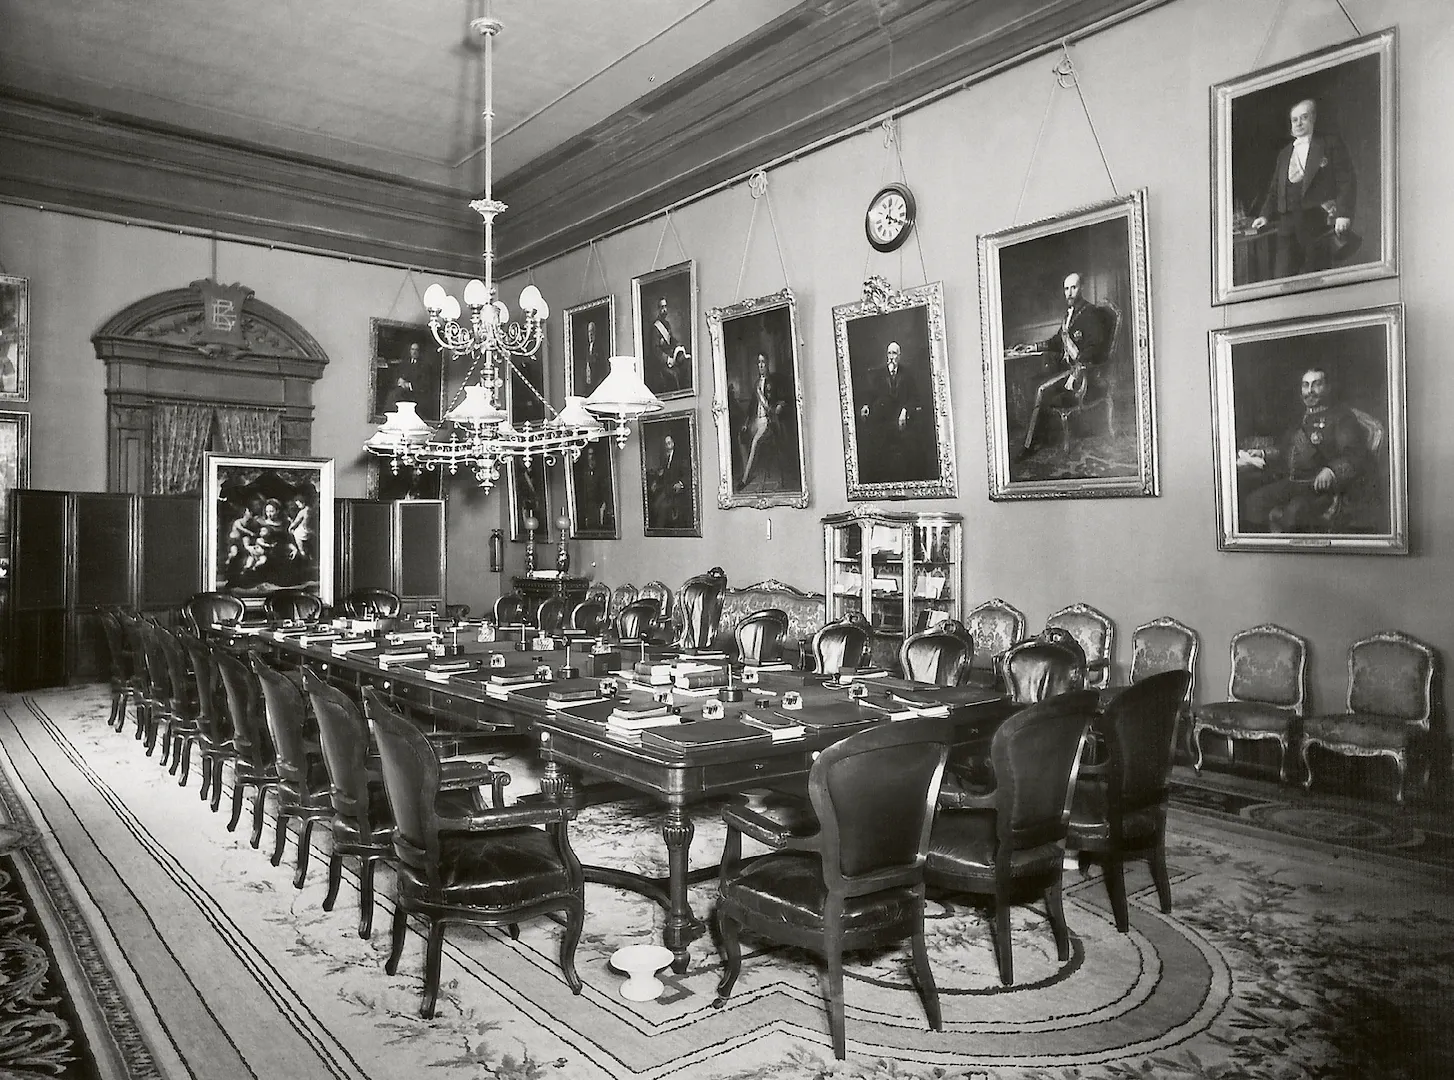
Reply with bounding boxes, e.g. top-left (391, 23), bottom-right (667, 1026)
top-left (1210, 26), bottom-right (1398, 306)
top-left (978, 189), bottom-right (1158, 501)
top-left (1208, 303), bottom-right (1407, 555)
top-left (706, 286), bottom-right (812, 510)
top-left (832, 278), bottom-right (955, 502)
